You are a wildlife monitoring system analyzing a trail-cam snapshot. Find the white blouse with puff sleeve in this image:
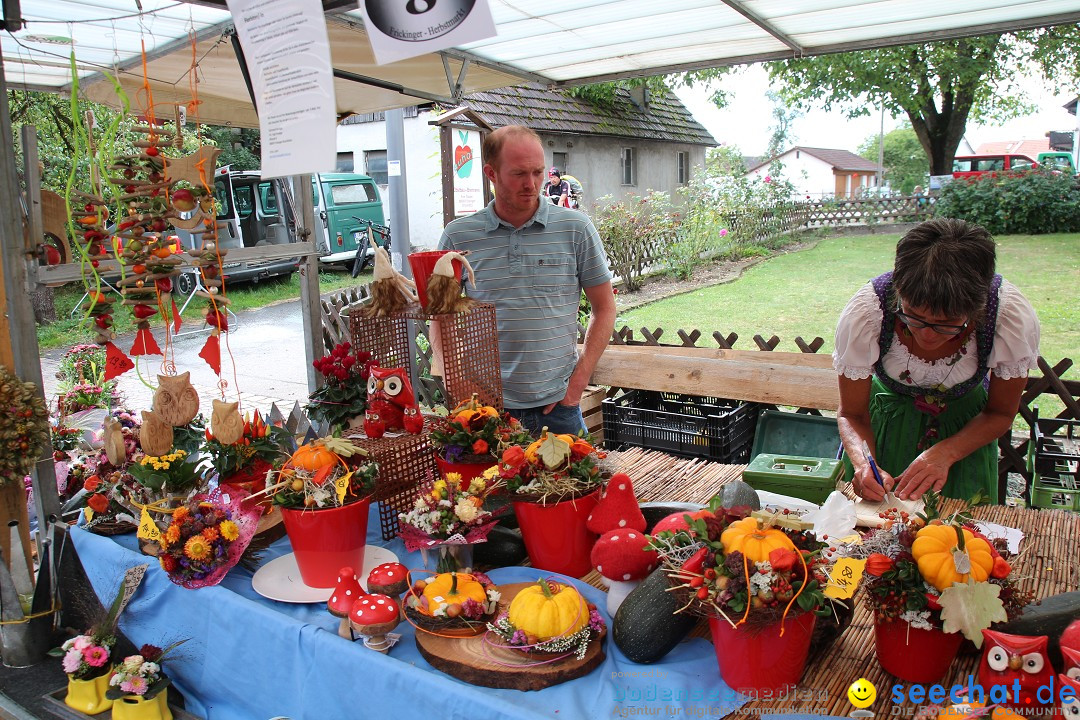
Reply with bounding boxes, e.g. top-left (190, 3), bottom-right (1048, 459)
top-left (832, 279), bottom-right (1040, 389)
